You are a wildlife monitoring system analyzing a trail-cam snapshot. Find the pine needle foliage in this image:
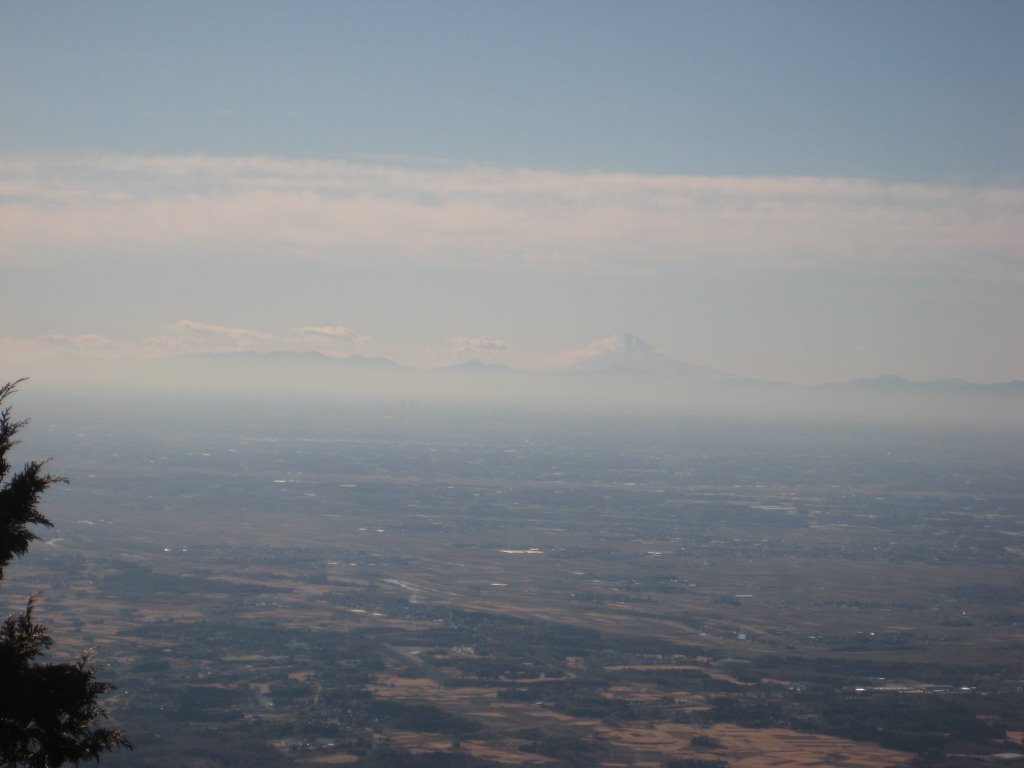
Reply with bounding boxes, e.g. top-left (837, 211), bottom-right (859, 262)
top-left (1, 381), bottom-right (131, 767)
